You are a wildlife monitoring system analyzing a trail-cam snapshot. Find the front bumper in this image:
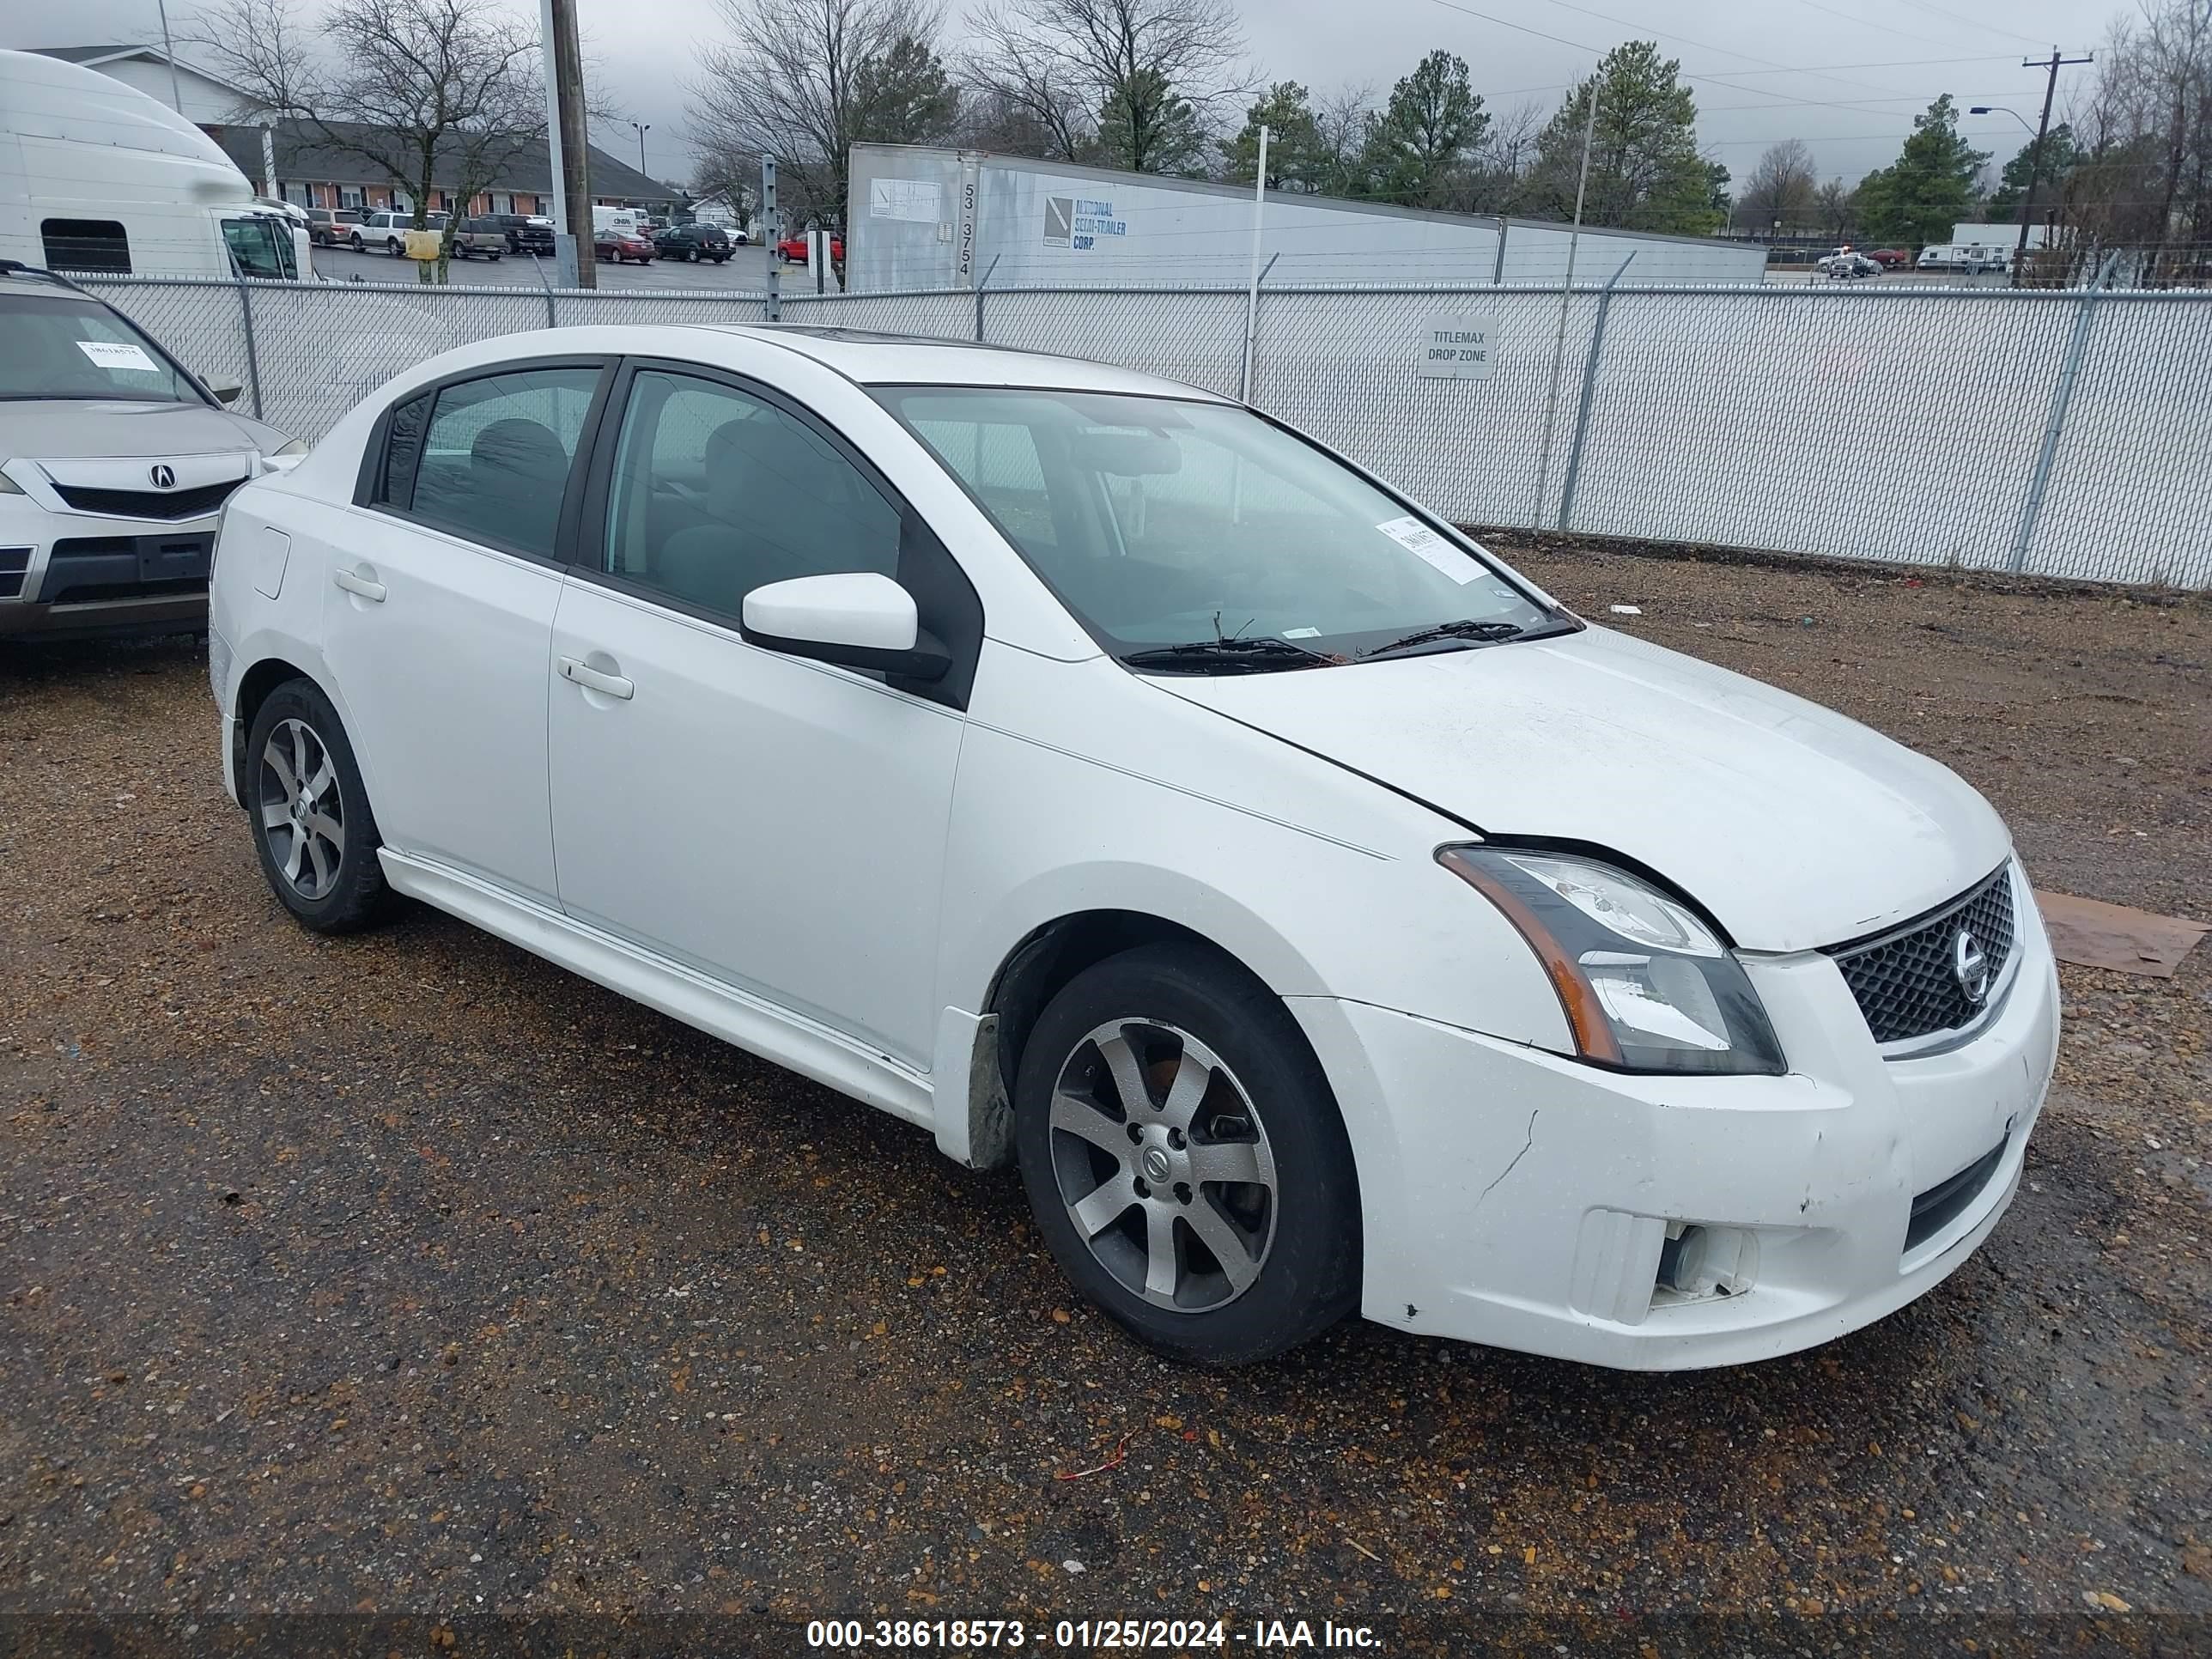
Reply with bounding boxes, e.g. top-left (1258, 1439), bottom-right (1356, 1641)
top-left (1, 488), bottom-right (224, 640)
top-left (1292, 885), bottom-right (2061, 1370)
